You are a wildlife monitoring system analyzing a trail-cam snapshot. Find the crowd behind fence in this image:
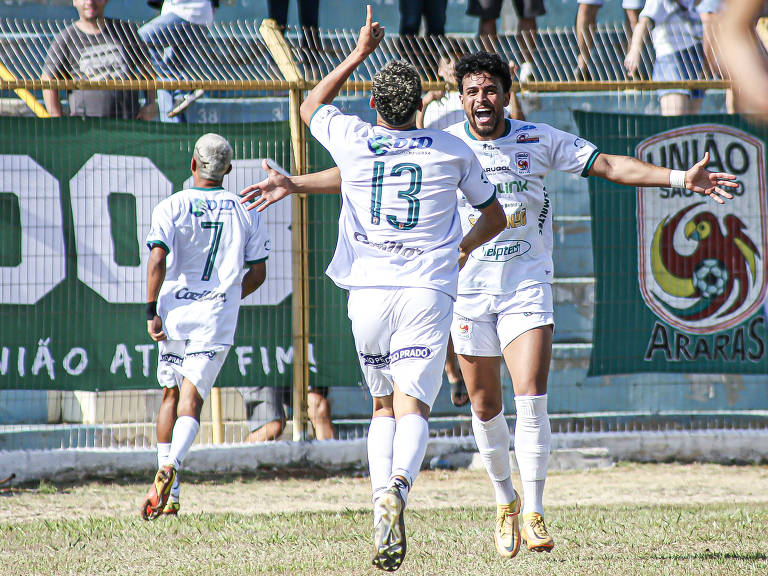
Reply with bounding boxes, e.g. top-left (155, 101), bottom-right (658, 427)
top-left (0, 18), bottom-right (766, 452)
